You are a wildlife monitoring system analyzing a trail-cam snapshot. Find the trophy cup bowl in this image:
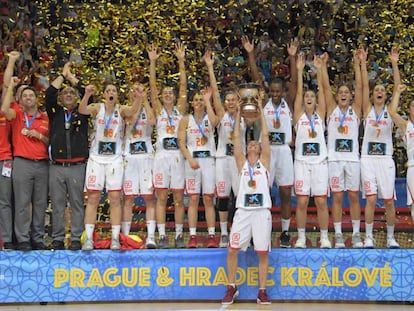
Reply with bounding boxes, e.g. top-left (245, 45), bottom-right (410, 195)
top-left (238, 83), bottom-right (261, 120)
